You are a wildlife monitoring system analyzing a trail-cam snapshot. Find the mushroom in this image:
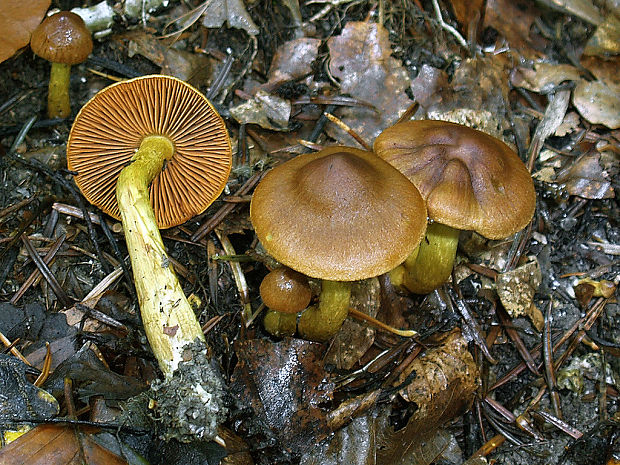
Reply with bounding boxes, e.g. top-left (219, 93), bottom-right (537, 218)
top-left (250, 146), bottom-right (427, 341)
top-left (66, 75), bottom-right (232, 440)
top-left (374, 120), bottom-right (536, 294)
top-left (260, 267), bottom-right (311, 337)
top-left (30, 11), bottom-right (93, 118)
